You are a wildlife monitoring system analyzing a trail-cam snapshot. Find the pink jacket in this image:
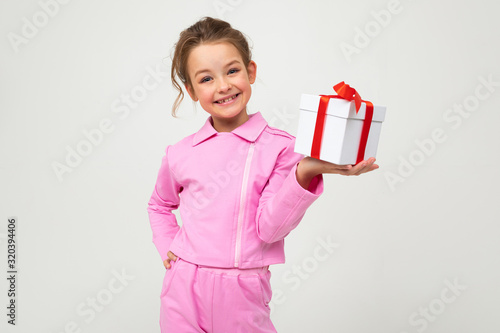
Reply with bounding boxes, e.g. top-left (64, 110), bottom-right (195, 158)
top-left (147, 112), bottom-right (324, 269)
